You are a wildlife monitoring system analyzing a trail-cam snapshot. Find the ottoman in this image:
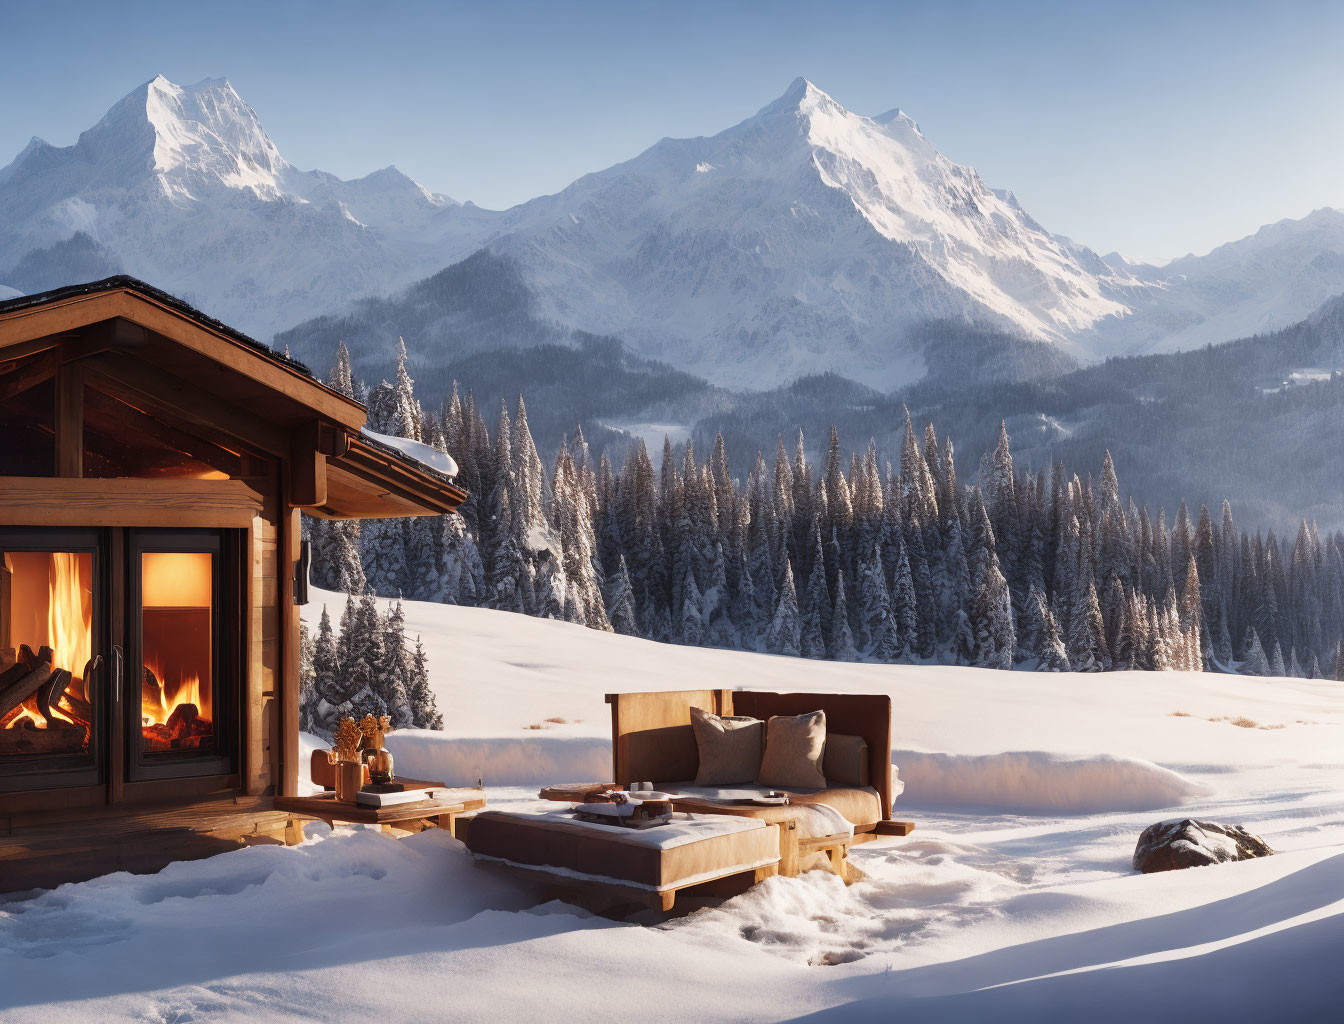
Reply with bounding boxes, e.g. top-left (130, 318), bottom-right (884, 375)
top-left (466, 809), bottom-right (781, 911)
